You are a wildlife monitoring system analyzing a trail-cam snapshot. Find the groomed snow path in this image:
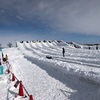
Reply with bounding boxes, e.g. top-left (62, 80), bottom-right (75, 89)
top-left (2, 41), bottom-right (100, 100)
